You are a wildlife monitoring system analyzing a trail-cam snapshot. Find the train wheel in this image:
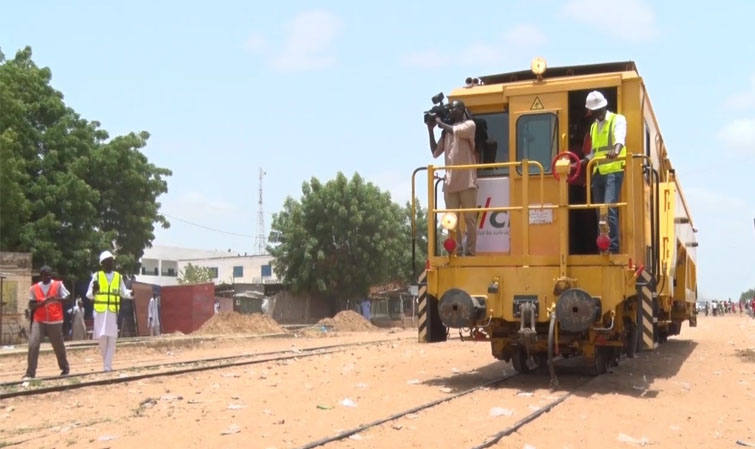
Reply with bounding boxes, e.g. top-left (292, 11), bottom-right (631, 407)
top-left (586, 347), bottom-right (610, 376)
top-left (511, 347), bottom-right (533, 374)
top-left (534, 352), bottom-right (550, 375)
